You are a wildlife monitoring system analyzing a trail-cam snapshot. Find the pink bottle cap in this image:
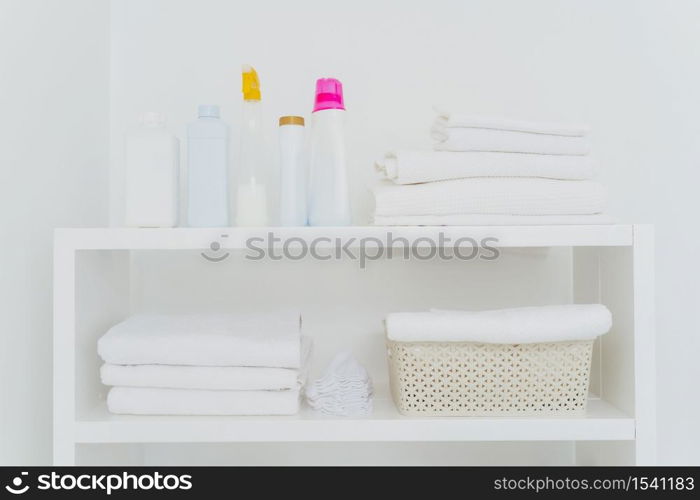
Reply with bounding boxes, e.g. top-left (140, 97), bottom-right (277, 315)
top-left (313, 77), bottom-right (345, 112)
